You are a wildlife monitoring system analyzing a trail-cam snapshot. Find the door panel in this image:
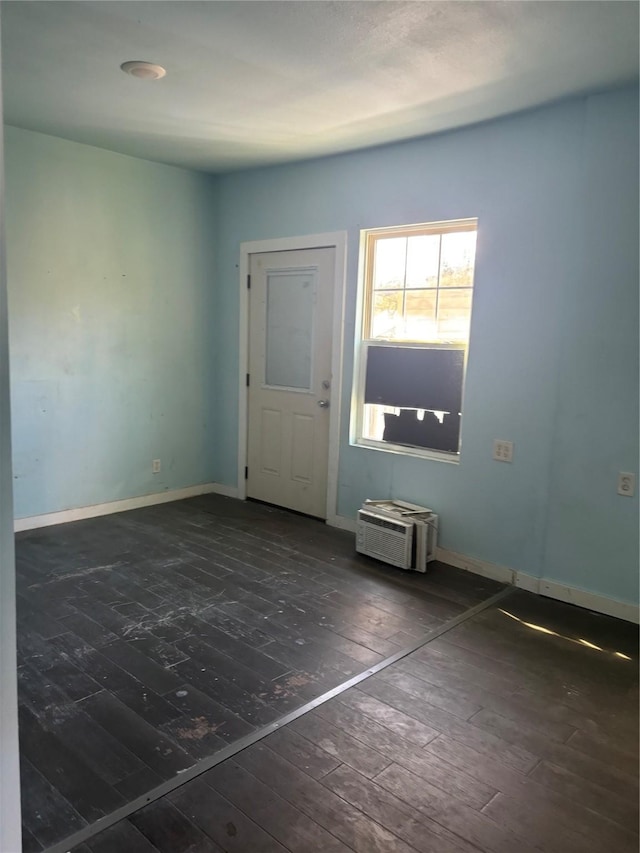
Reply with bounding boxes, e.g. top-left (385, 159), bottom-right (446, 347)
top-left (291, 413), bottom-right (314, 483)
top-left (247, 248), bottom-right (334, 518)
top-left (260, 408), bottom-right (282, 475)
